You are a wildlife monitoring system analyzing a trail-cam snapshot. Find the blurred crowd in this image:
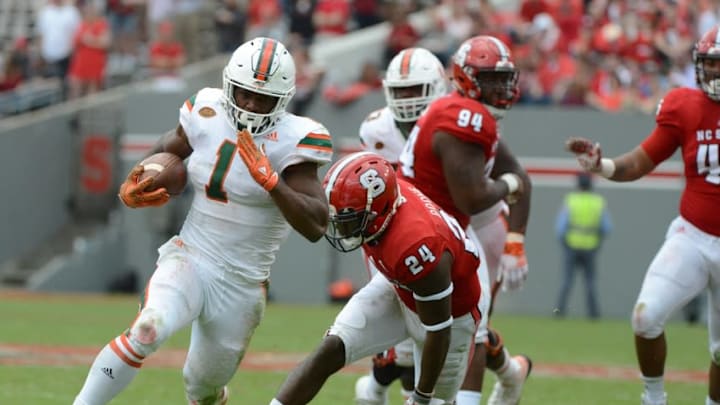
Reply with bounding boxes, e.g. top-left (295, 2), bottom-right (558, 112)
top-left (302, 0), bottom-right (720, 114)
top-left (1, 0), bottom-right (718, 115)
